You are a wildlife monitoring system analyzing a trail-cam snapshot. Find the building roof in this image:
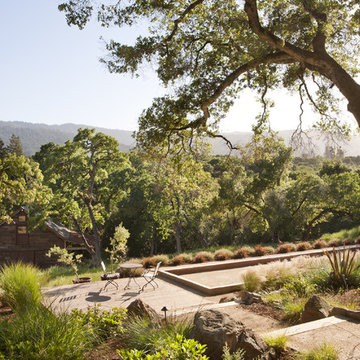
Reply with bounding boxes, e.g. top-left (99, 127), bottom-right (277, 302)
top-left (45, 218), bottom-right (96, 246)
